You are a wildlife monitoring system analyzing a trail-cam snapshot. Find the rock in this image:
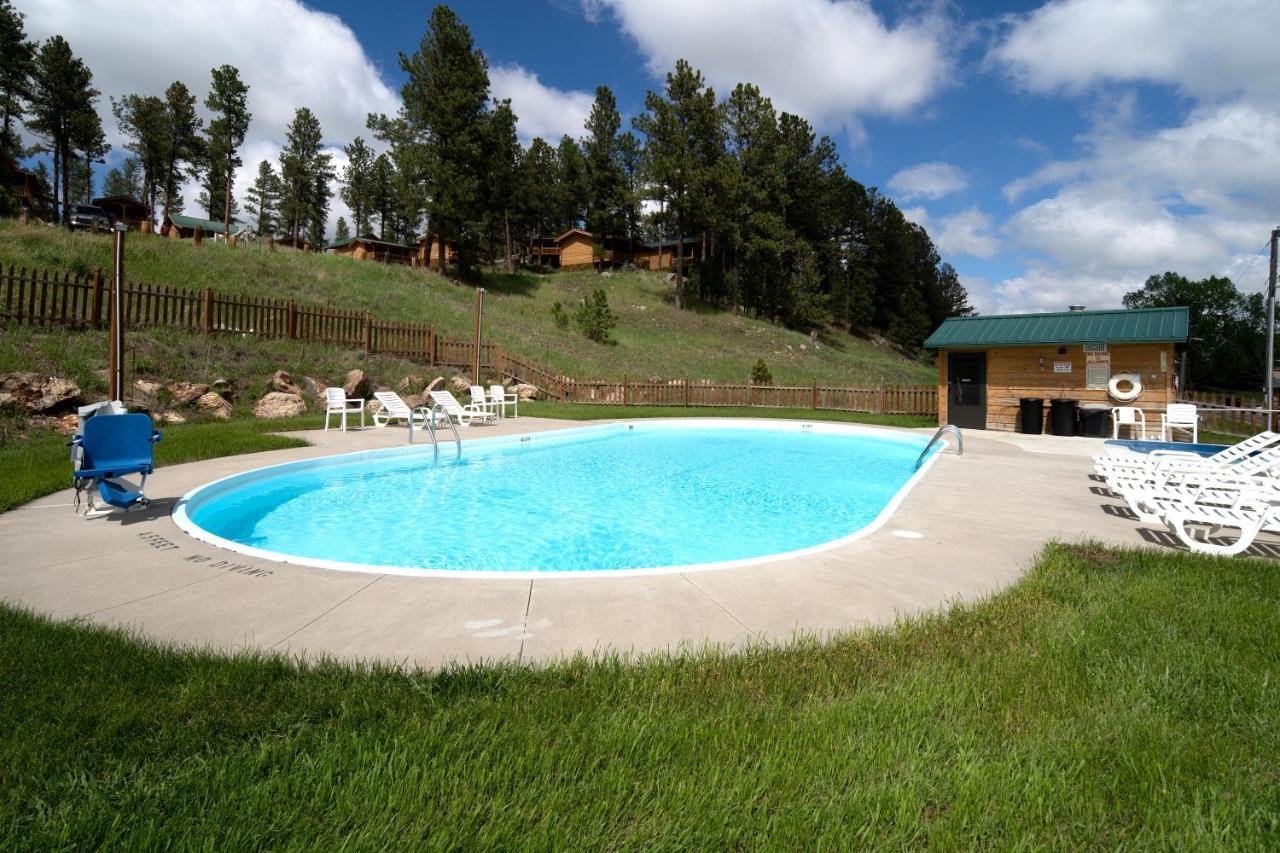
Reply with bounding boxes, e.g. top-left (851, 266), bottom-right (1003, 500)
top-left (300, 375), bottom-right (326, 400)
top-left (0, 372), bottom-right (82, 414)
top-left (196, 391), bottom-right (233, 420)
top-left (343, 368), bottom-right (373, 399)
top-left (159, 411), bottom-right (187, 424)
top-left (367, 398), bottom-right (384, 416)
top-left (646, 375), bottom-right (662, 383)
top-left (134, 379), bottom-right (163, 396)
top-left (211, 378), bottom-right (236, 401)
top-left (513, 382), bottom-right (539, 401)
top-left (403, 394), bottom-right (426, 409)
top-left (449, 375), bottom-right (471, 393)
top-left (28, 412), bottom-right (79, 435)
top-left (397, 374), bottom-right (423, 392)
top-left (424, 376), bottom-right (445, 395)
top-left (269, 369), bottom-right (302, 395)
top-left (253, 391), bottom-right (306, 419)
top-left (166, 381), bottom-right (210, 405)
